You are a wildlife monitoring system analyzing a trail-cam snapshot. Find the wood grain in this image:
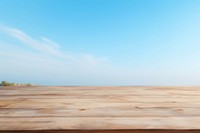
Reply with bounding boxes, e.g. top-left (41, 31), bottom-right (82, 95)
top-left (0, 86), bottom-right (200, 132)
